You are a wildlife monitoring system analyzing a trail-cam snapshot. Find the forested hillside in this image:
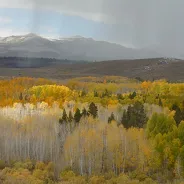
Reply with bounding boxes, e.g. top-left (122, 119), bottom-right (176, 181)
top-left (0, 76), bottom-right (184, 183)
top-left (0, 57), bottom-right (184, 81)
